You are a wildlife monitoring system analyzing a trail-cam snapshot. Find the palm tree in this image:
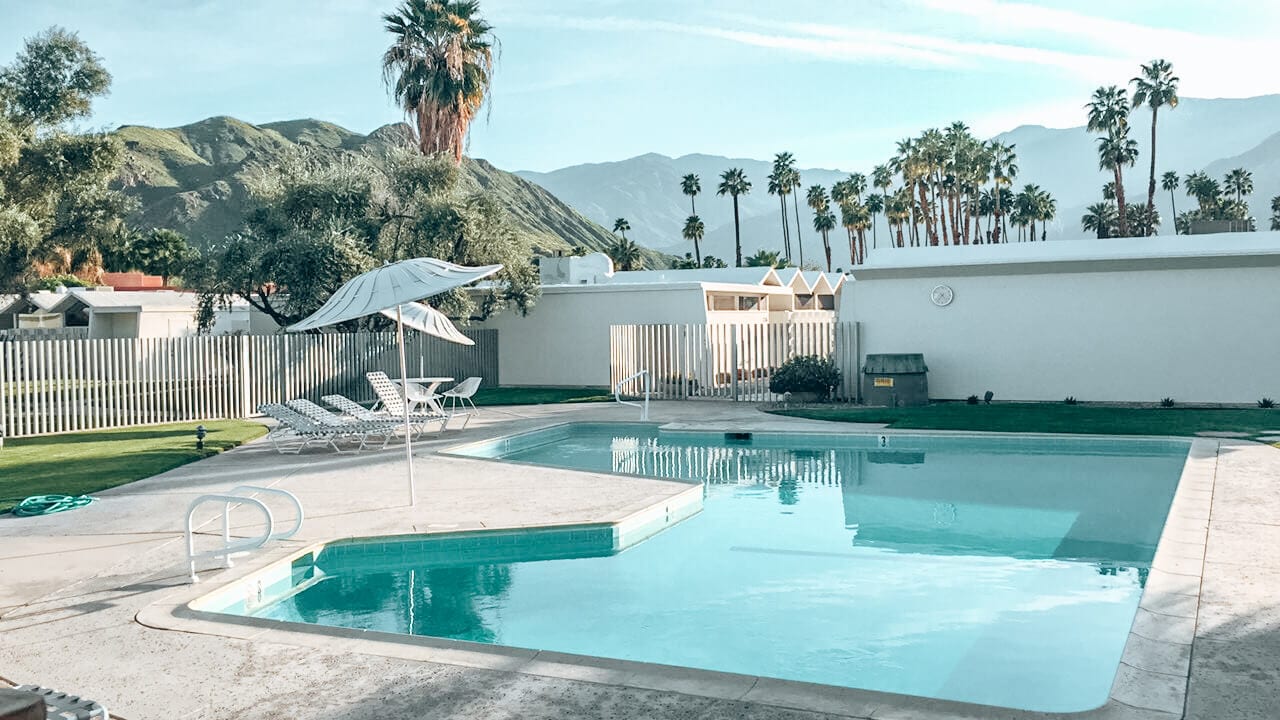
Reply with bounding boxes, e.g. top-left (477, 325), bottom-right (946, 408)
top-left (767, 168), bottom-right (792, 262)
top-left (1270, 195), bottom-right (1280, 231)
top-left (1161, 171), bottom-right (1179, 231)
top-left (787, 166), bottom-right (805, 264)
top-left (680, 173), bottom-right (701, 216)
top-left (717, 168), bottom-right (751, 267)
top-left (1036, 189), bottom-right (1057, 241)
top-left (744, 249), bottom-right (786, 268)
top-left (682, 215), bottom-right (705, 266)
top-left (1224, 167), bottom-right (1253, 204)
top-left (872, 164), bottom-right (893, 240)
top-left (1130, 60), bottom-right (1179, 236)
top-left (865, 193), bottom-right (884, 249)
top-left (1082, 202), bottom-right (1118, 239)
top-left (382, 0), bottom-right (496, 163)
top-left (612, 218), bottom-right (630, 240)
top-left (1087, 86), bottom-right (1133, 236)
top-left (607, 237), bottom-right (641, 271)
top-left (988, 141), bottom-right (1017, 243)
top-left (813, 209), bottom-right (837, 272)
